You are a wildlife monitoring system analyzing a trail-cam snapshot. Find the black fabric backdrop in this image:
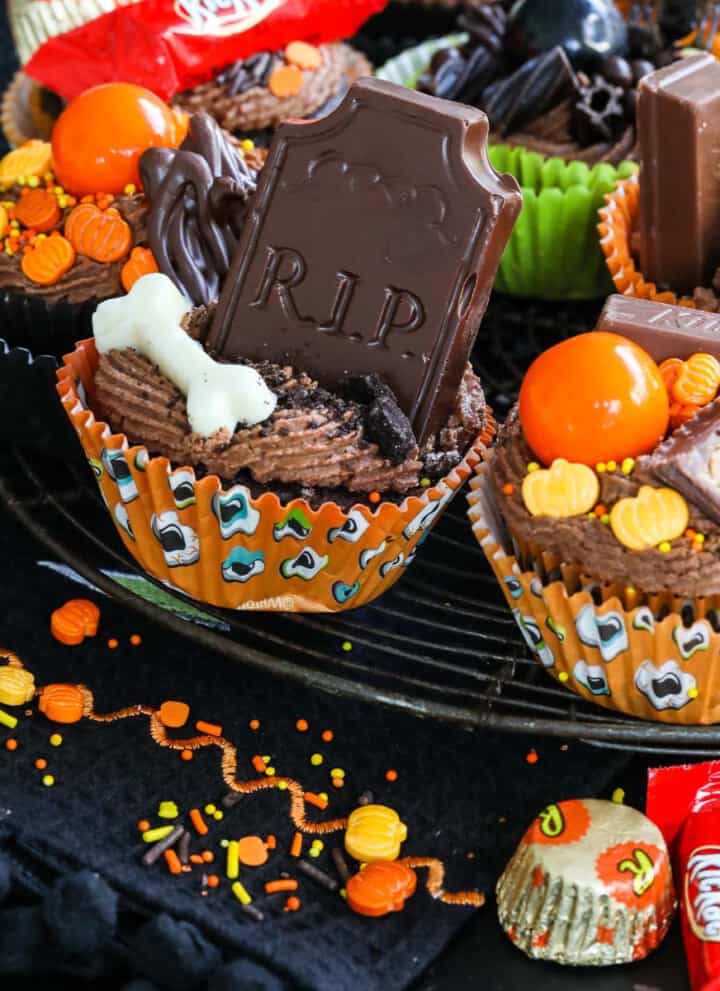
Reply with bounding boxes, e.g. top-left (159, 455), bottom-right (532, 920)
top-left (0, 9), bottom-right (633, 989)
